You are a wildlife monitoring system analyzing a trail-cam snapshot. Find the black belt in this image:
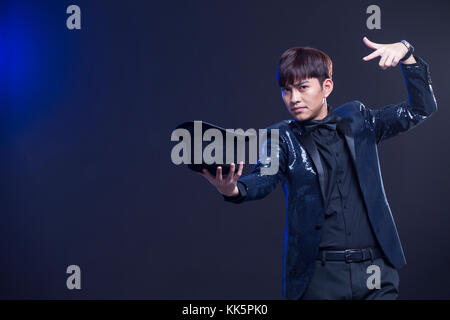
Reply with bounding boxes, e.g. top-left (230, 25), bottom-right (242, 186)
top-left (316, 247), bottom-right (384, 263)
